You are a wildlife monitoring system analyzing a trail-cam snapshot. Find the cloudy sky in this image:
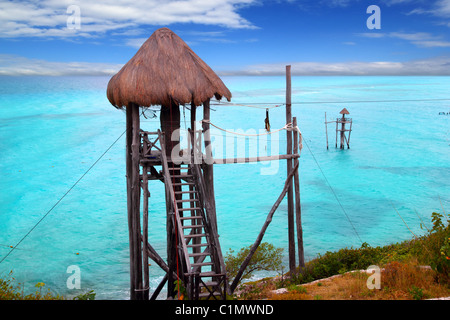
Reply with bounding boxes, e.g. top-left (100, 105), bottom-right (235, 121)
top-left (1, 0), bottom-right (450, 75)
